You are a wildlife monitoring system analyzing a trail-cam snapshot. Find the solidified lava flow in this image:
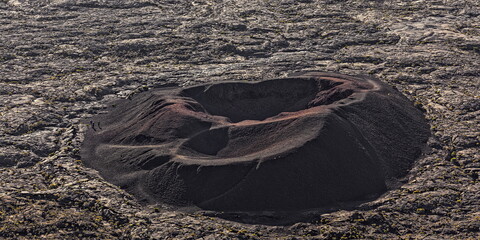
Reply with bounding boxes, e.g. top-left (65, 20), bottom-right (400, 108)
top-left (81, 72), bottom-right (430, 211)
